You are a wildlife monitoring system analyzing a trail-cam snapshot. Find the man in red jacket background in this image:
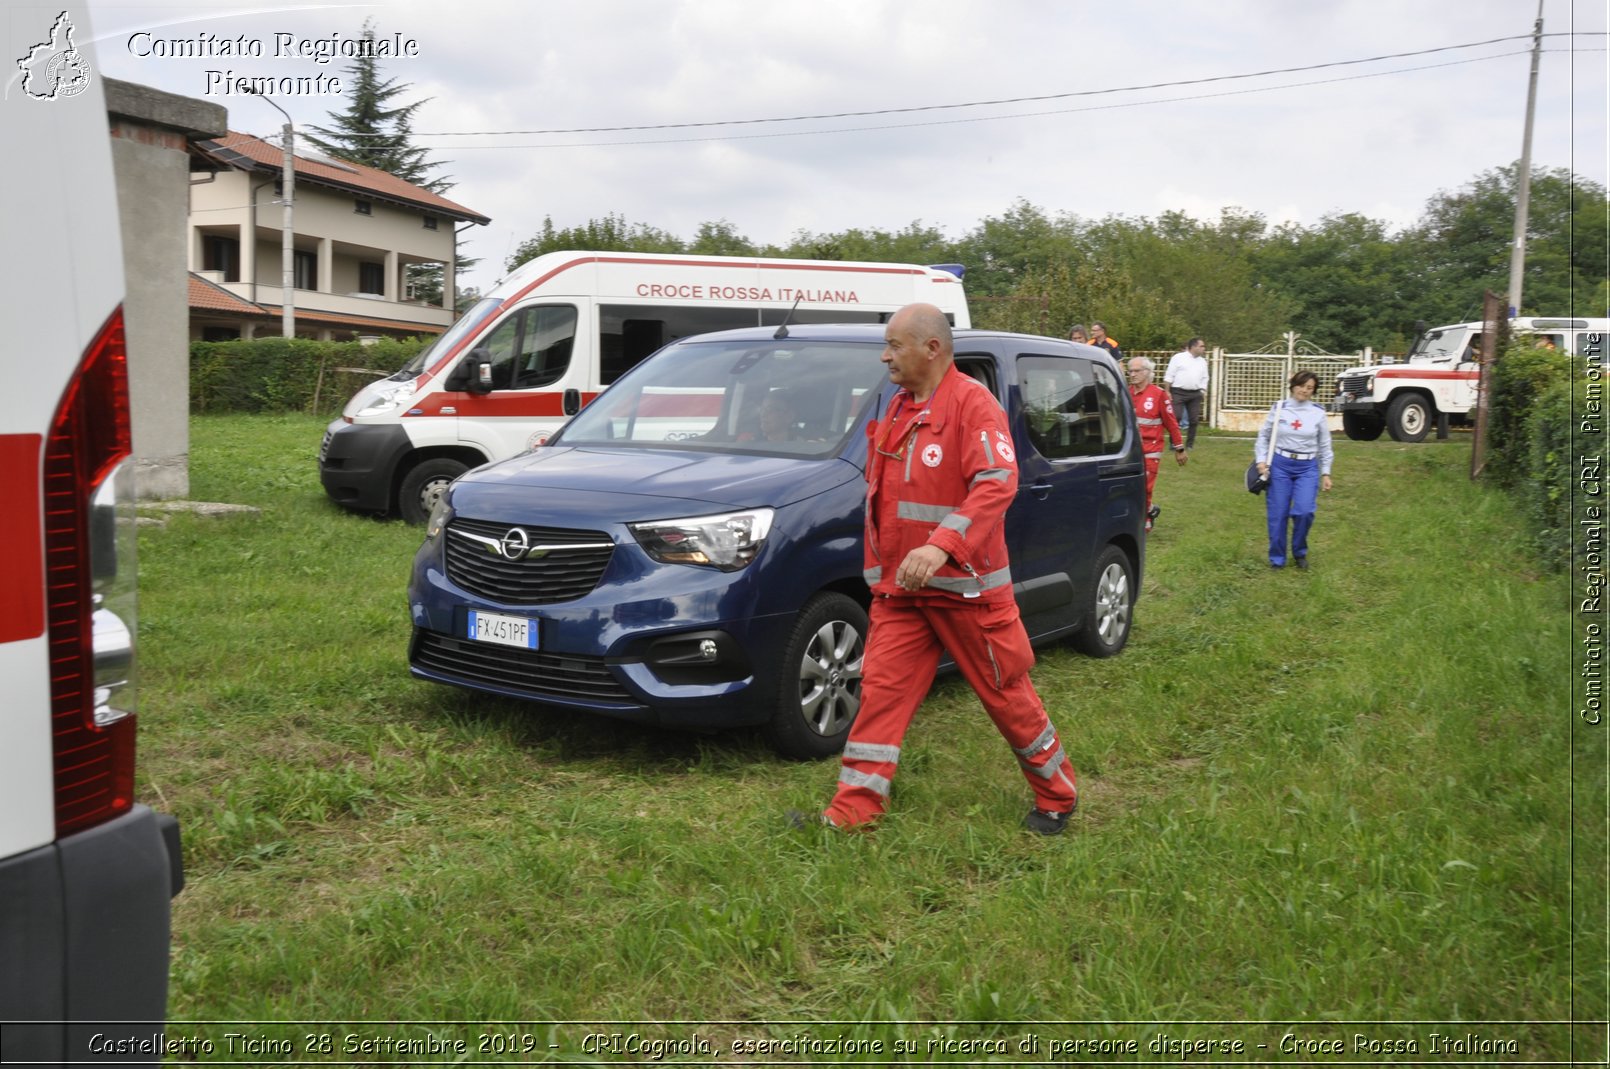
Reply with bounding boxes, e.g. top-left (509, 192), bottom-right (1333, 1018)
top-left (1126, 355), bottom-right (1187, 531)
top-left (816, 303), bottom-right (1080, 835)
